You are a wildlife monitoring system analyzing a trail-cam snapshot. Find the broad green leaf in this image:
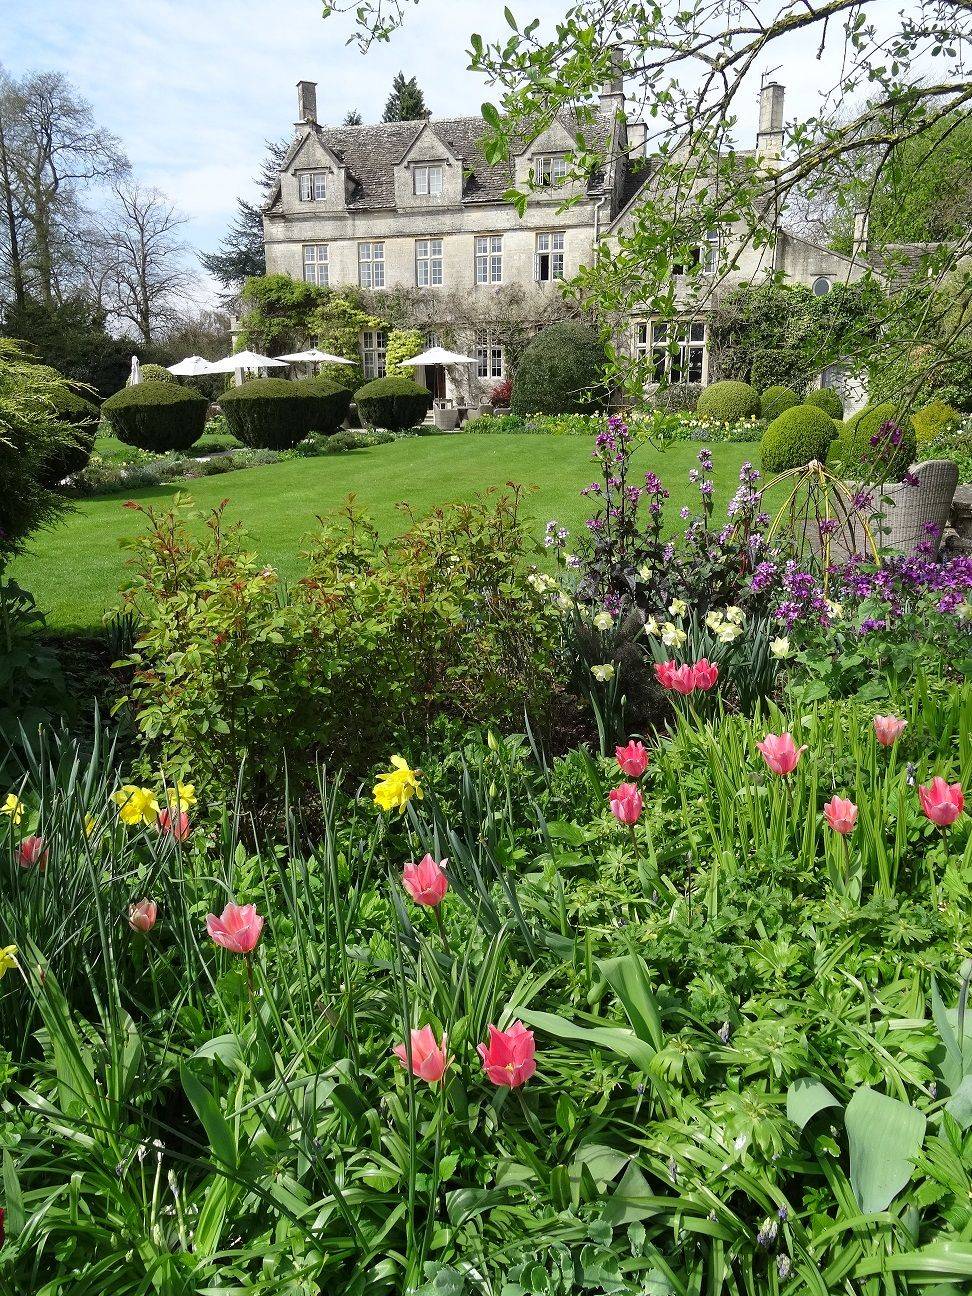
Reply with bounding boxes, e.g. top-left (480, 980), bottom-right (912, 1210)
top-left (846, 1086), bottom-right (926, 1213)
top-left (593, 954), bottom-right (665, 1051)
top-left (787, 1077), bottom-right (840, 1130)
top-left (2, 1150), bottom-right (25, 1237)
top-left (180, 1063), bottom-right (237, 1171)
top-left (519, 1009), bottom-right (658, 1073)
top-left (945, 1074), bottom-right (972, 1130)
